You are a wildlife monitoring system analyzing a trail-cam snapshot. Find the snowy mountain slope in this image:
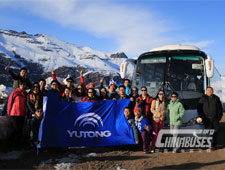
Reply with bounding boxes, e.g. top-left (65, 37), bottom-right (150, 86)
top-left (0, 29), bottom-right (134, 87)
top-left (0, 30), bottom-right (127, 73)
